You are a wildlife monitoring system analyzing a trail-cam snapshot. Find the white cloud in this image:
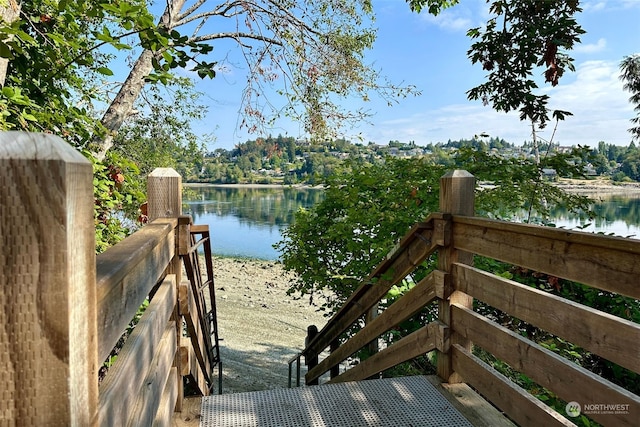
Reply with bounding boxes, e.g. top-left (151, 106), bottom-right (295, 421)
top-left (583, 0), bottom-right (640, 11)
top-left (420, 9), bottom-right (472, 32)
top-left (583, 1), bottom-right (607, 12)
top-left (573, 38), bottom-right (607, 54)
top-left (361, 60), bottom-right (635, 147)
